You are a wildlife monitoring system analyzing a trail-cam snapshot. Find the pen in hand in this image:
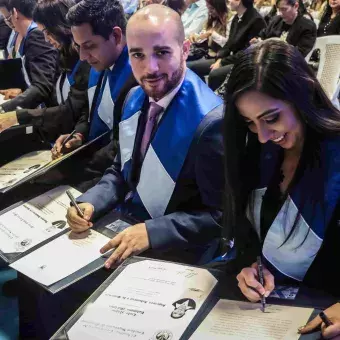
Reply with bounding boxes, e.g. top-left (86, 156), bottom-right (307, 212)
top-left (66, 190), bottom-right (84, 218)
top-left (60, 129), bottom-right (77, 153)
top-left (257, 256), bottom-right (266, 313)
top-left (319, 311), bottom-right (333, 327)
